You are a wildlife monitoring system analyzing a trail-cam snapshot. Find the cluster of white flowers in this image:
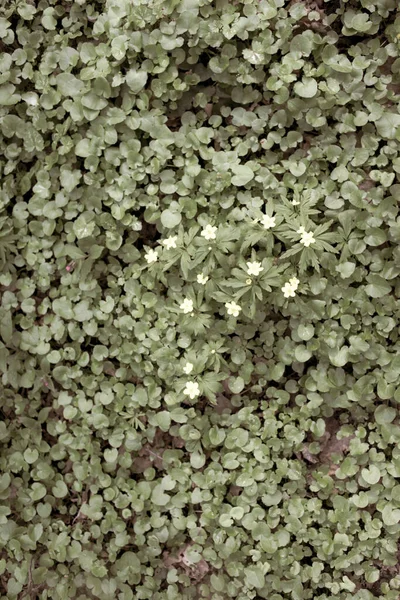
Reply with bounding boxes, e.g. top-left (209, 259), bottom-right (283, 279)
top-left (197, 273), bottom-right (209, 285)
top-left (297, 226), bottom-right (316, 247)
top-left (148, 219), bottom-right (310, 320)
top-left (281, 276), bottom-right (300, 298)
